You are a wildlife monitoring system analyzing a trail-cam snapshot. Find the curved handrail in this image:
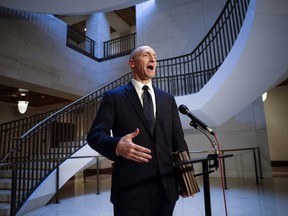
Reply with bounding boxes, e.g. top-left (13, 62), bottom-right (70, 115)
top-left (0, 0), bottom-right (250, 214)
